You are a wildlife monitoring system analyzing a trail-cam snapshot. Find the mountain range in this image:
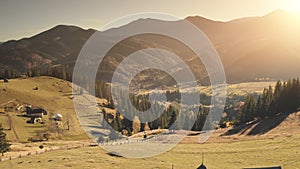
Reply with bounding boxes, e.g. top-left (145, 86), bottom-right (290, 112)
top-left (0, 10), bottom-right (300, 83)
